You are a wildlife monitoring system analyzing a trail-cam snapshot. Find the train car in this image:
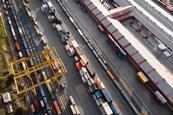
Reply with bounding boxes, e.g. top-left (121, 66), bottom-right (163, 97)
top-left (53, 100), bottom-right (61, 115)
